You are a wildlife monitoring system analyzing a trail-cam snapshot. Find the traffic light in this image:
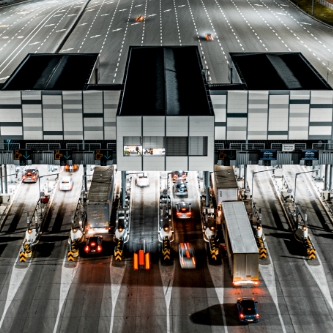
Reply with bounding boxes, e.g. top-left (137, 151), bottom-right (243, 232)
top-left (94, 150), bottom-right (113, 166)
top-left (54, 150), bottom-right (72, 165)
top-left (13, 149), bottom-right (32, 166)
